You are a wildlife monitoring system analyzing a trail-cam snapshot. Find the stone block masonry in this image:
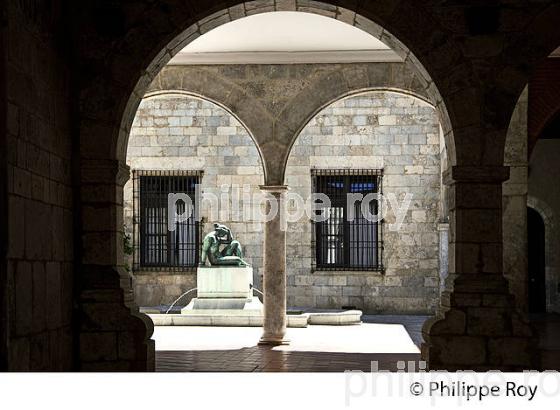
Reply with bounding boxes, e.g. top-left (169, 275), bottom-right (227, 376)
top-left (285, 92), bottom-right (441, 314)
top-left (126, 95), bottom-right (265, 307)
top-left (127, 87), bottom-right (442, 314)
top-left (4, 0), bottom-right (75, 370)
